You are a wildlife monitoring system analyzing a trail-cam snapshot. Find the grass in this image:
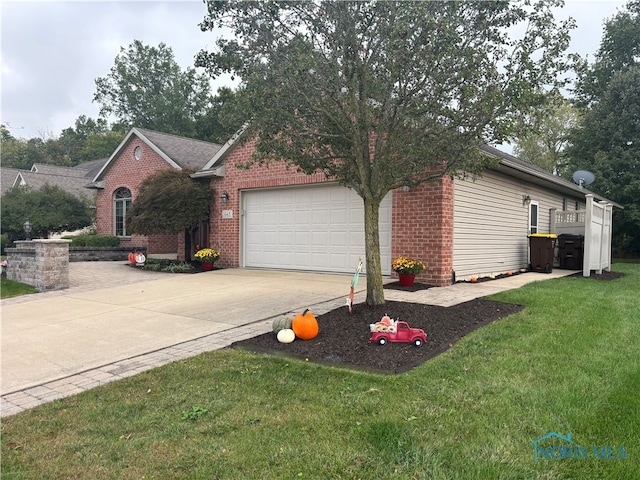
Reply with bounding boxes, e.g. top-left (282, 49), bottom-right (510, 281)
top-left (2, 264), bottom-right (638, 479)
top-left (0, 278), bottom-right (38, 299)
